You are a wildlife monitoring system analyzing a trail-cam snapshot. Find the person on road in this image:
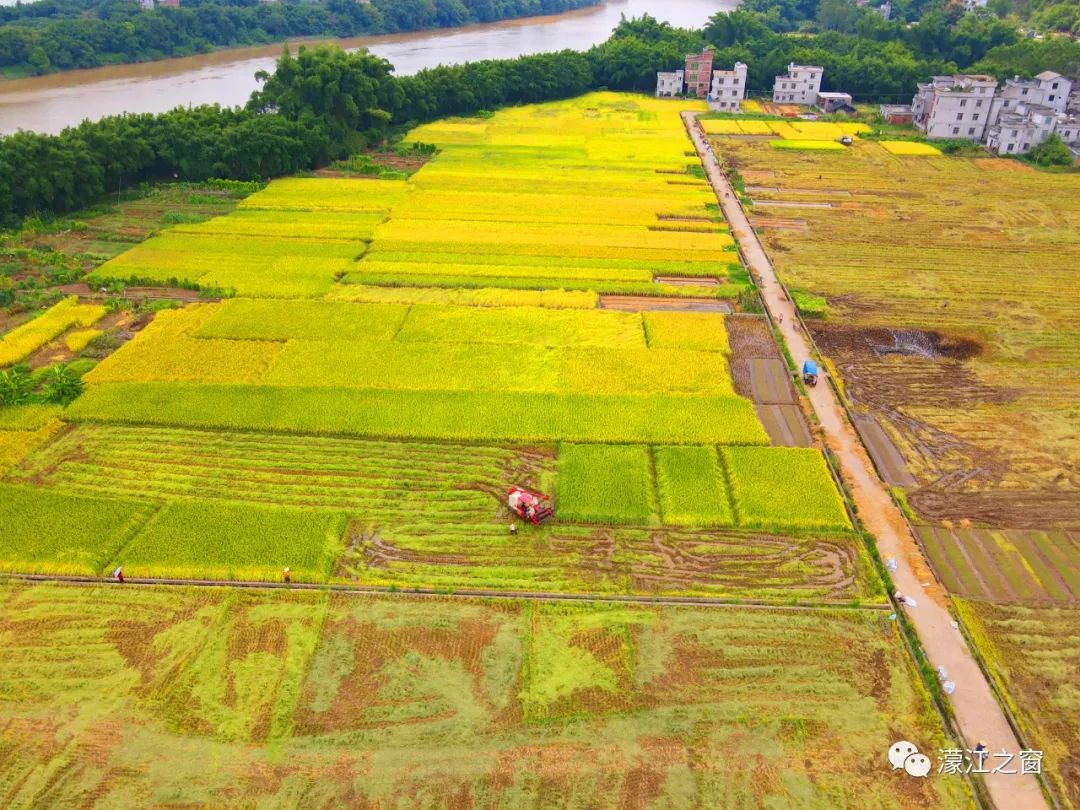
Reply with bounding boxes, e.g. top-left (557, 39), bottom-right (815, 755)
top-left (113, 566), bottom-right (124, 583)
top-left (282, 567), bottom-right (291, 584)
